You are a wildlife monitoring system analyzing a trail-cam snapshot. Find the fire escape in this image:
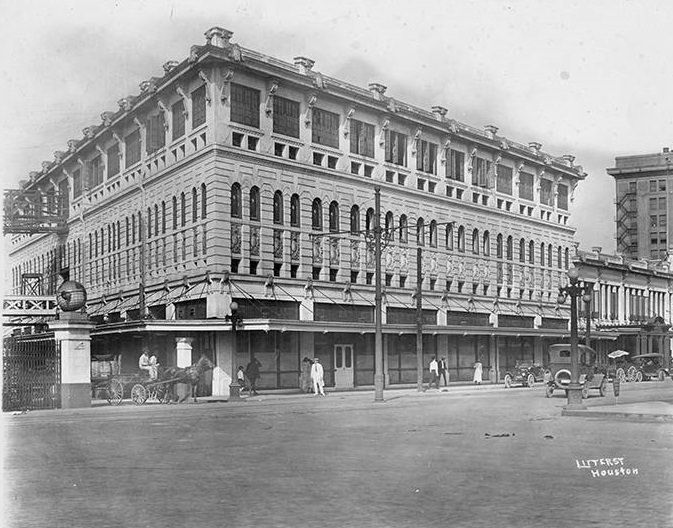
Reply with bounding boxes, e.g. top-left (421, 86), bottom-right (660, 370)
top-left (615, 189), bottom-right (637, 257)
